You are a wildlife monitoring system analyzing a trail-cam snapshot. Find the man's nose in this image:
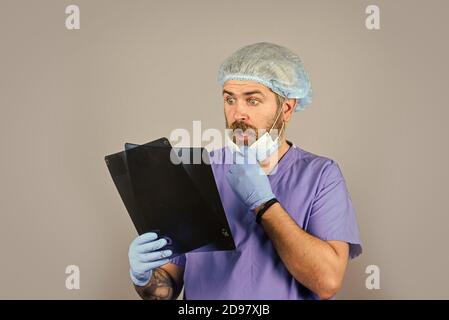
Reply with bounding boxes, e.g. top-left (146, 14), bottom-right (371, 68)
top-left (233, 101), bottom-right (248, 122)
